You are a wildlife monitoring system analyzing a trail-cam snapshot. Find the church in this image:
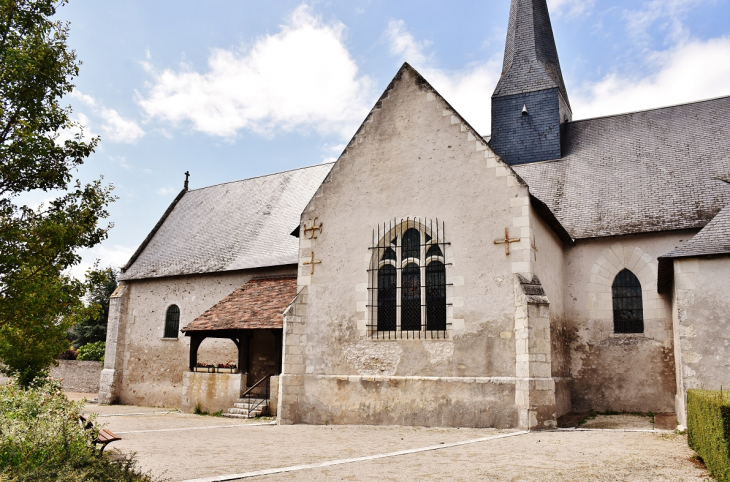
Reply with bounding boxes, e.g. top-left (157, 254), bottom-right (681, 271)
top-left (99, 0), bottom-right (730, 430)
